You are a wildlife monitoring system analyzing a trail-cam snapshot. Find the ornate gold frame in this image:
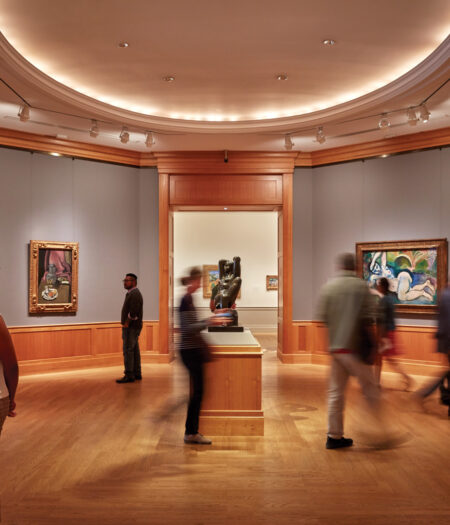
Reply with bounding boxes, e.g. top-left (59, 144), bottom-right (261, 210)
top-left (202, 264), bottom-right (219, 298)
top-left (356, 238), bottom-right (447, 315)
top-left (29, 240), bottom-right (79, 313)
top-left (266, 275), bottom-right (278, 290)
